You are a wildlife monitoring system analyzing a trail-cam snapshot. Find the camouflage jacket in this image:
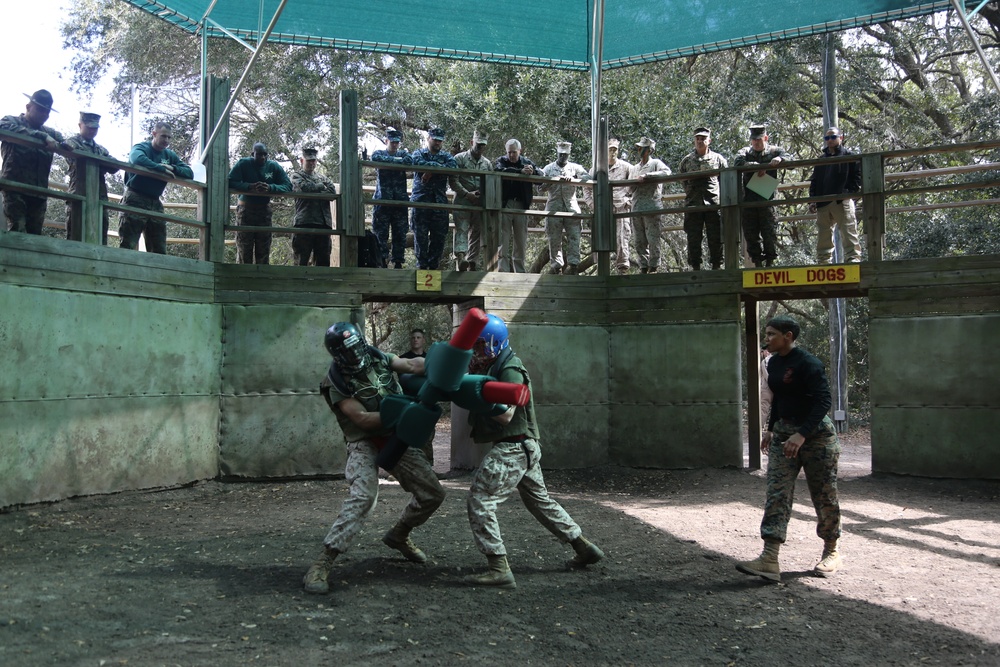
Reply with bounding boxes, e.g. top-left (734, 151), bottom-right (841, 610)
top-left (733, 144), bottom-right (791, 201)
top-left (64, 134), bottom-right (119, 199)
top-left (539, 160), bottom-right (591, 213)
top-left (290, 168), bottom-right (337, 228)
top-left (449, 150), bottom-right (493, 200)
top-left (371, 148), bottom-right (412, 201)
top-left (410, 148), bottom-right (457, 203)
top-left (627, 158), bottom-right (672, 211)
top-left (678, 149), bottom-right (728, 206)
top-left (0, 113), bottom-right (64, 188)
